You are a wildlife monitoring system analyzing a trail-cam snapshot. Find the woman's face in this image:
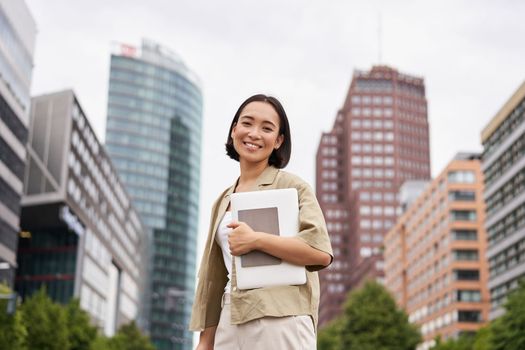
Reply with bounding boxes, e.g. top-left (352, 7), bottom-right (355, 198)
top-left (231, 101), bottom-right (284, 166)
